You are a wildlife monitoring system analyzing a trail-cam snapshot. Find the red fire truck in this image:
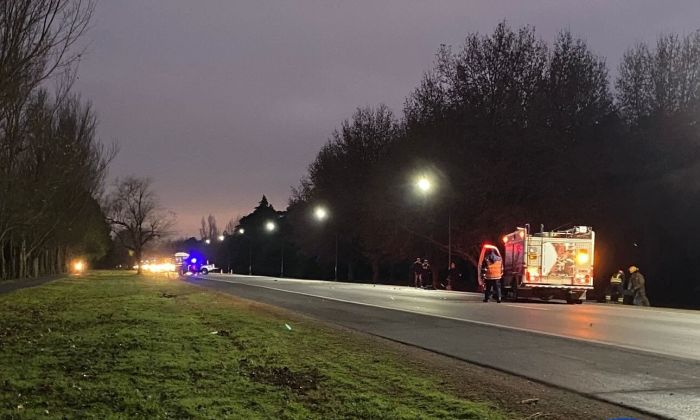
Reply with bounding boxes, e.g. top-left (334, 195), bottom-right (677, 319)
top-left (478, 226), bottom-right (595, 304)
